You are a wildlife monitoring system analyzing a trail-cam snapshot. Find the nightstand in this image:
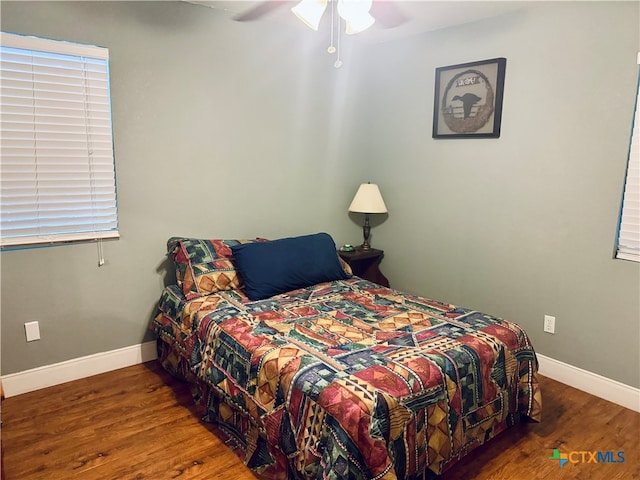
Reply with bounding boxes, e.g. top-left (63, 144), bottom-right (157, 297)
top-left (338, 248), bottom-right (390, 287)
